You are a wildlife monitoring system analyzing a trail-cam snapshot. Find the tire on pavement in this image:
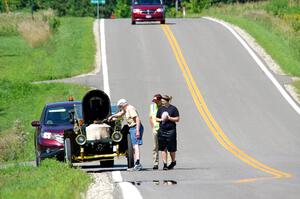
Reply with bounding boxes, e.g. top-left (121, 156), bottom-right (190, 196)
top-left (127, 134), bottom-right (134, 168)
